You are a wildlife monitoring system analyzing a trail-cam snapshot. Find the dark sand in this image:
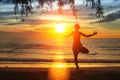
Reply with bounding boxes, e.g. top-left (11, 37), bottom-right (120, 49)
top-left (0, 67), bottom-right (120, 80)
